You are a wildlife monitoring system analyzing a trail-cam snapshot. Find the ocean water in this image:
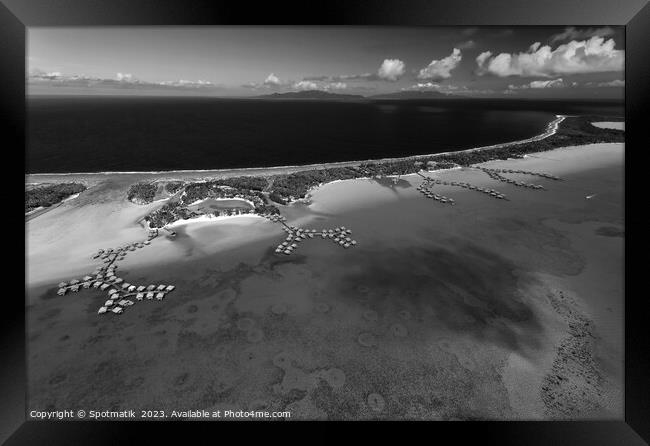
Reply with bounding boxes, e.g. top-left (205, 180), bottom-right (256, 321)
top-left (27, 96), bottom-right (623, 174)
